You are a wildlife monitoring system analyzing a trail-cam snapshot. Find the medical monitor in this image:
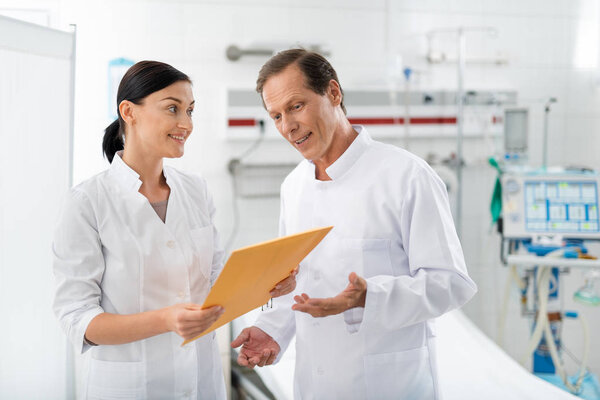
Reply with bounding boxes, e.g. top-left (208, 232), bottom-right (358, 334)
top-left (504, 108), bottom-right (528, 155)
top-left (502, 173), bottom-right (600, 239)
